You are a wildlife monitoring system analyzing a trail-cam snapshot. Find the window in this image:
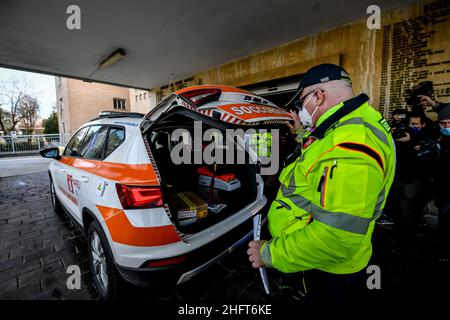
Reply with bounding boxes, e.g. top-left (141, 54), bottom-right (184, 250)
top-left (144, 92), bottom-right (147, 99)
top-left (64, 127), bottom-right (89, 157)
top-left (113, 98), bottom-right (126, 110)
top-left (104, 127), bottom-right (125, 159)
top-left (79, 126), bottom-right (109, 159)
top-left (64, 125), bottom-right (125, 160)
